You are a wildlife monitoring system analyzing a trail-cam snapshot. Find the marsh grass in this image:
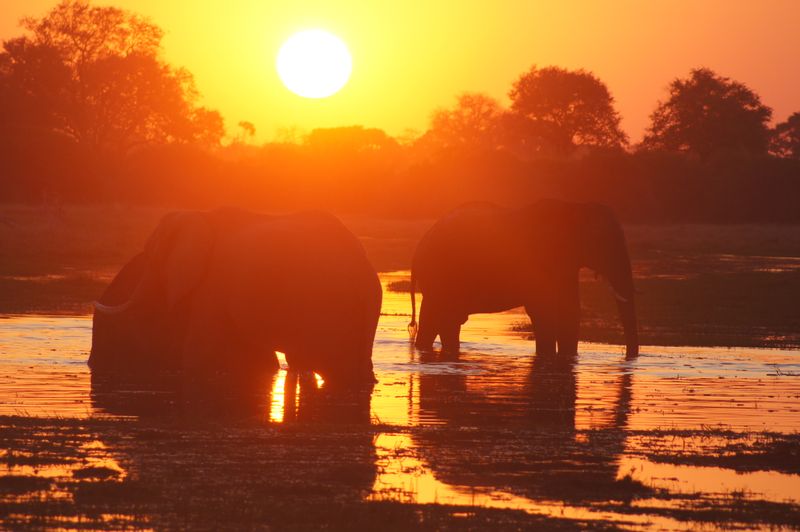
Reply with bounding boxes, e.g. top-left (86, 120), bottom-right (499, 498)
top-left (4, 416), bottom-right (799, 529)
top-left (0, 416), bottom-right (588, 530)
top-left (627, 429), bottom-right (800, 475)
